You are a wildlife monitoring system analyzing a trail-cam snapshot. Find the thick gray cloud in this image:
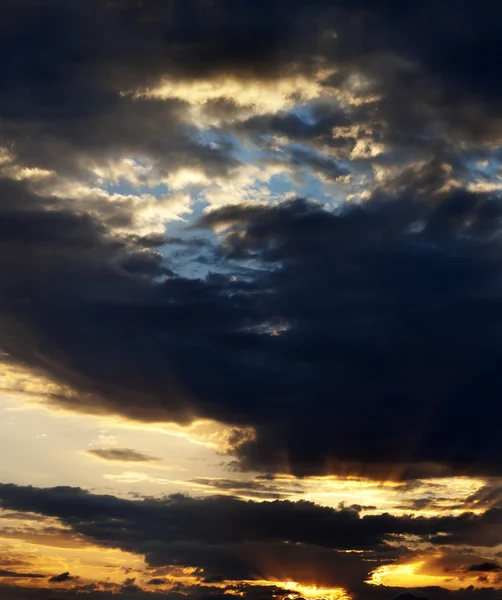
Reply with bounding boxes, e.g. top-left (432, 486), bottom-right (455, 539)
top-left (191, 189), bottom-right (502, 477)
top-left (0, 1), bottom-right (244, 181)
top-left (2, 484), bottom-right (502, 597)
top-left (0, 0), bottom-right (500, 188)
top-left (0, 483), bottom-right (499, 561)
top-left (1, 0), bottom-right (502, 493)
top-left (3, 174), bottom-right (502, 477)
